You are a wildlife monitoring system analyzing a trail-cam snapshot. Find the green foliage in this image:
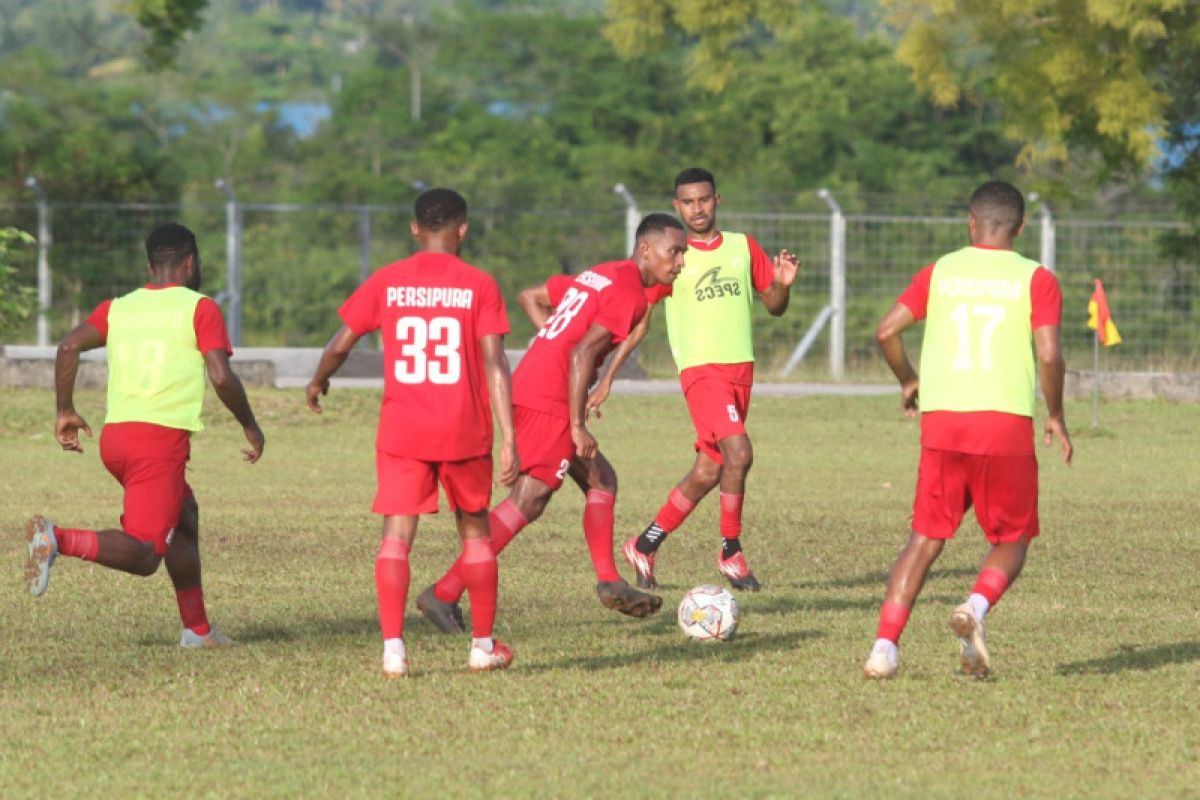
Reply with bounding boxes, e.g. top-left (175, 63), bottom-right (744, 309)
top-left (881, 1), bottom-right (1199, 179)
top-left (0, 227), bottom-right (35, 337)
top-left (128, 0), bottom-right (209, 67)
